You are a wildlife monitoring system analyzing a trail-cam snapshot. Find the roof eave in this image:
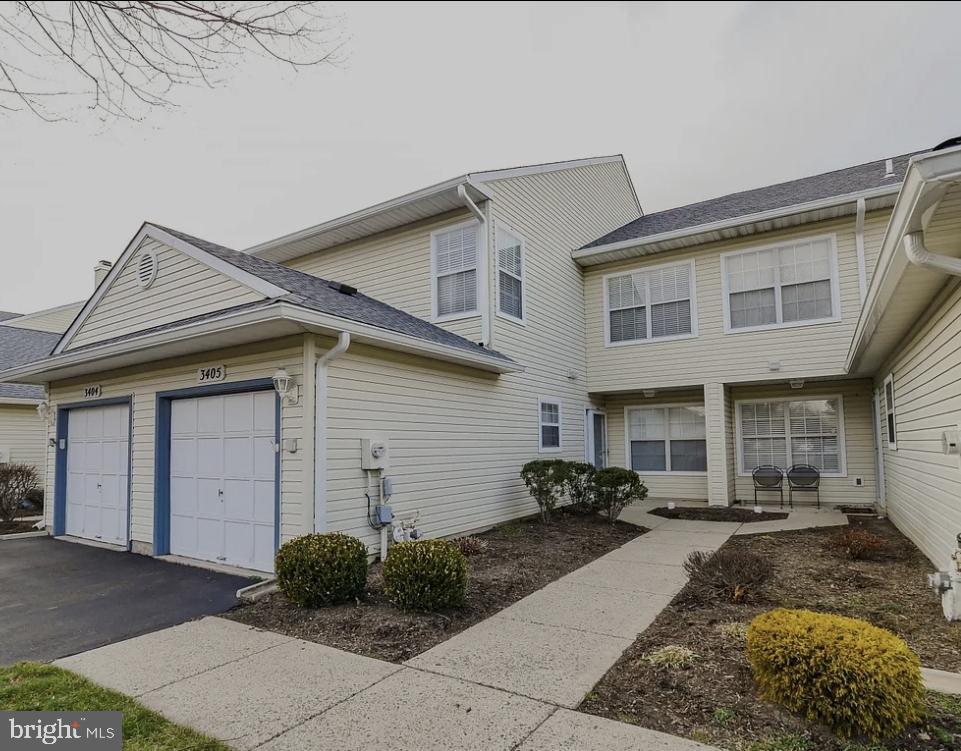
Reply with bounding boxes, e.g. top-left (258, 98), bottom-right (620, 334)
top-left (0, 303), bottom-right (521, 384)
top-left (573, 184), bottom-right (903, 267)
top-left (846, 145), bottom-right (961, 374)
top-left (0, 396), bottom-right (43, 406)
top-left (246, 178), bottom-right (493, 264)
